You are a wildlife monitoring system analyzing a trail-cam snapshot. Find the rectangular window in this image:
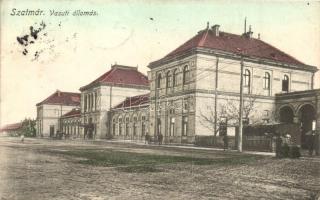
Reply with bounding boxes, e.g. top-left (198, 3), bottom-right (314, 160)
top-left (282, 75), bottom-right (289, 92)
